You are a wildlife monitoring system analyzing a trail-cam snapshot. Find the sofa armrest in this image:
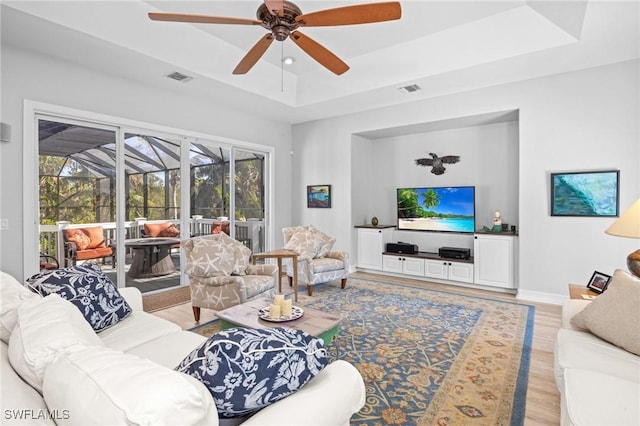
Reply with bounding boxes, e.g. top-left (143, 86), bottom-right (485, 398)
top-left (562, 299), bottom-right (592, 331)
top-left (241, 360), bottom-right (365, 426)
top-left (119, 287), bottom-right (144, 312)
